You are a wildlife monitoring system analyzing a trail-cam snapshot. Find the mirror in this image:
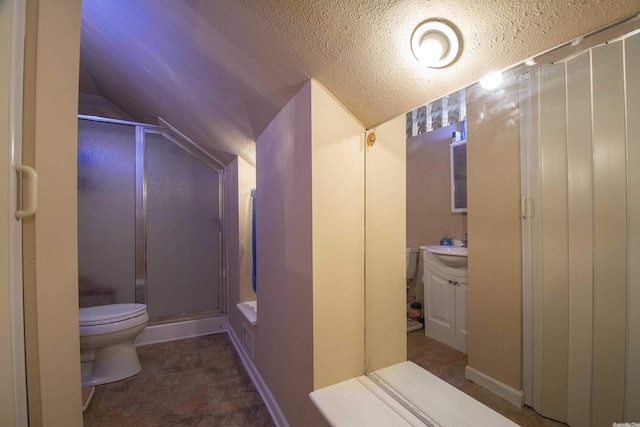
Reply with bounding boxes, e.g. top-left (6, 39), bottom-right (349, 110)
top-left (450, 141), bottom-right (467, 212)
top-left (399, 14), bottom-right (640, 425)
